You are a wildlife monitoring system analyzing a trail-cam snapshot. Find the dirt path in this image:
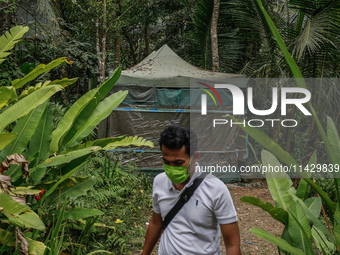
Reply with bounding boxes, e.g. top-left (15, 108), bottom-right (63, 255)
top-left (145, 181), bottom-right (284, 255)
top-left (226, 182), bottom-right (284, 254)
